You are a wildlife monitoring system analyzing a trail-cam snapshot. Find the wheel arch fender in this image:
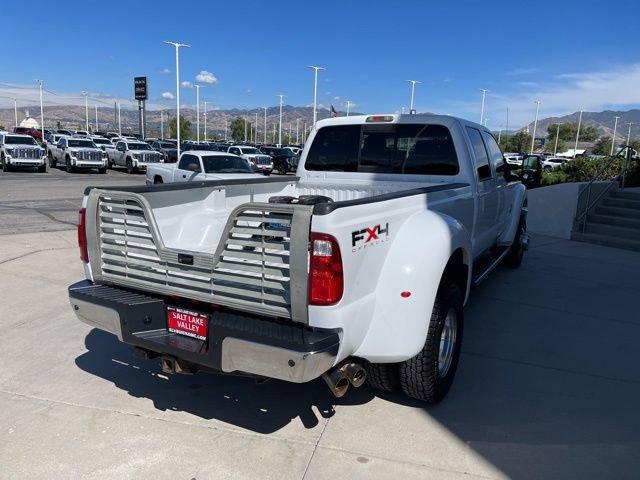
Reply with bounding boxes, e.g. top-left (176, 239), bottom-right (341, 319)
top-left (354, 209), bottom-right (472, 362)
top-left (498, 183), bottom-right (528, 246)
